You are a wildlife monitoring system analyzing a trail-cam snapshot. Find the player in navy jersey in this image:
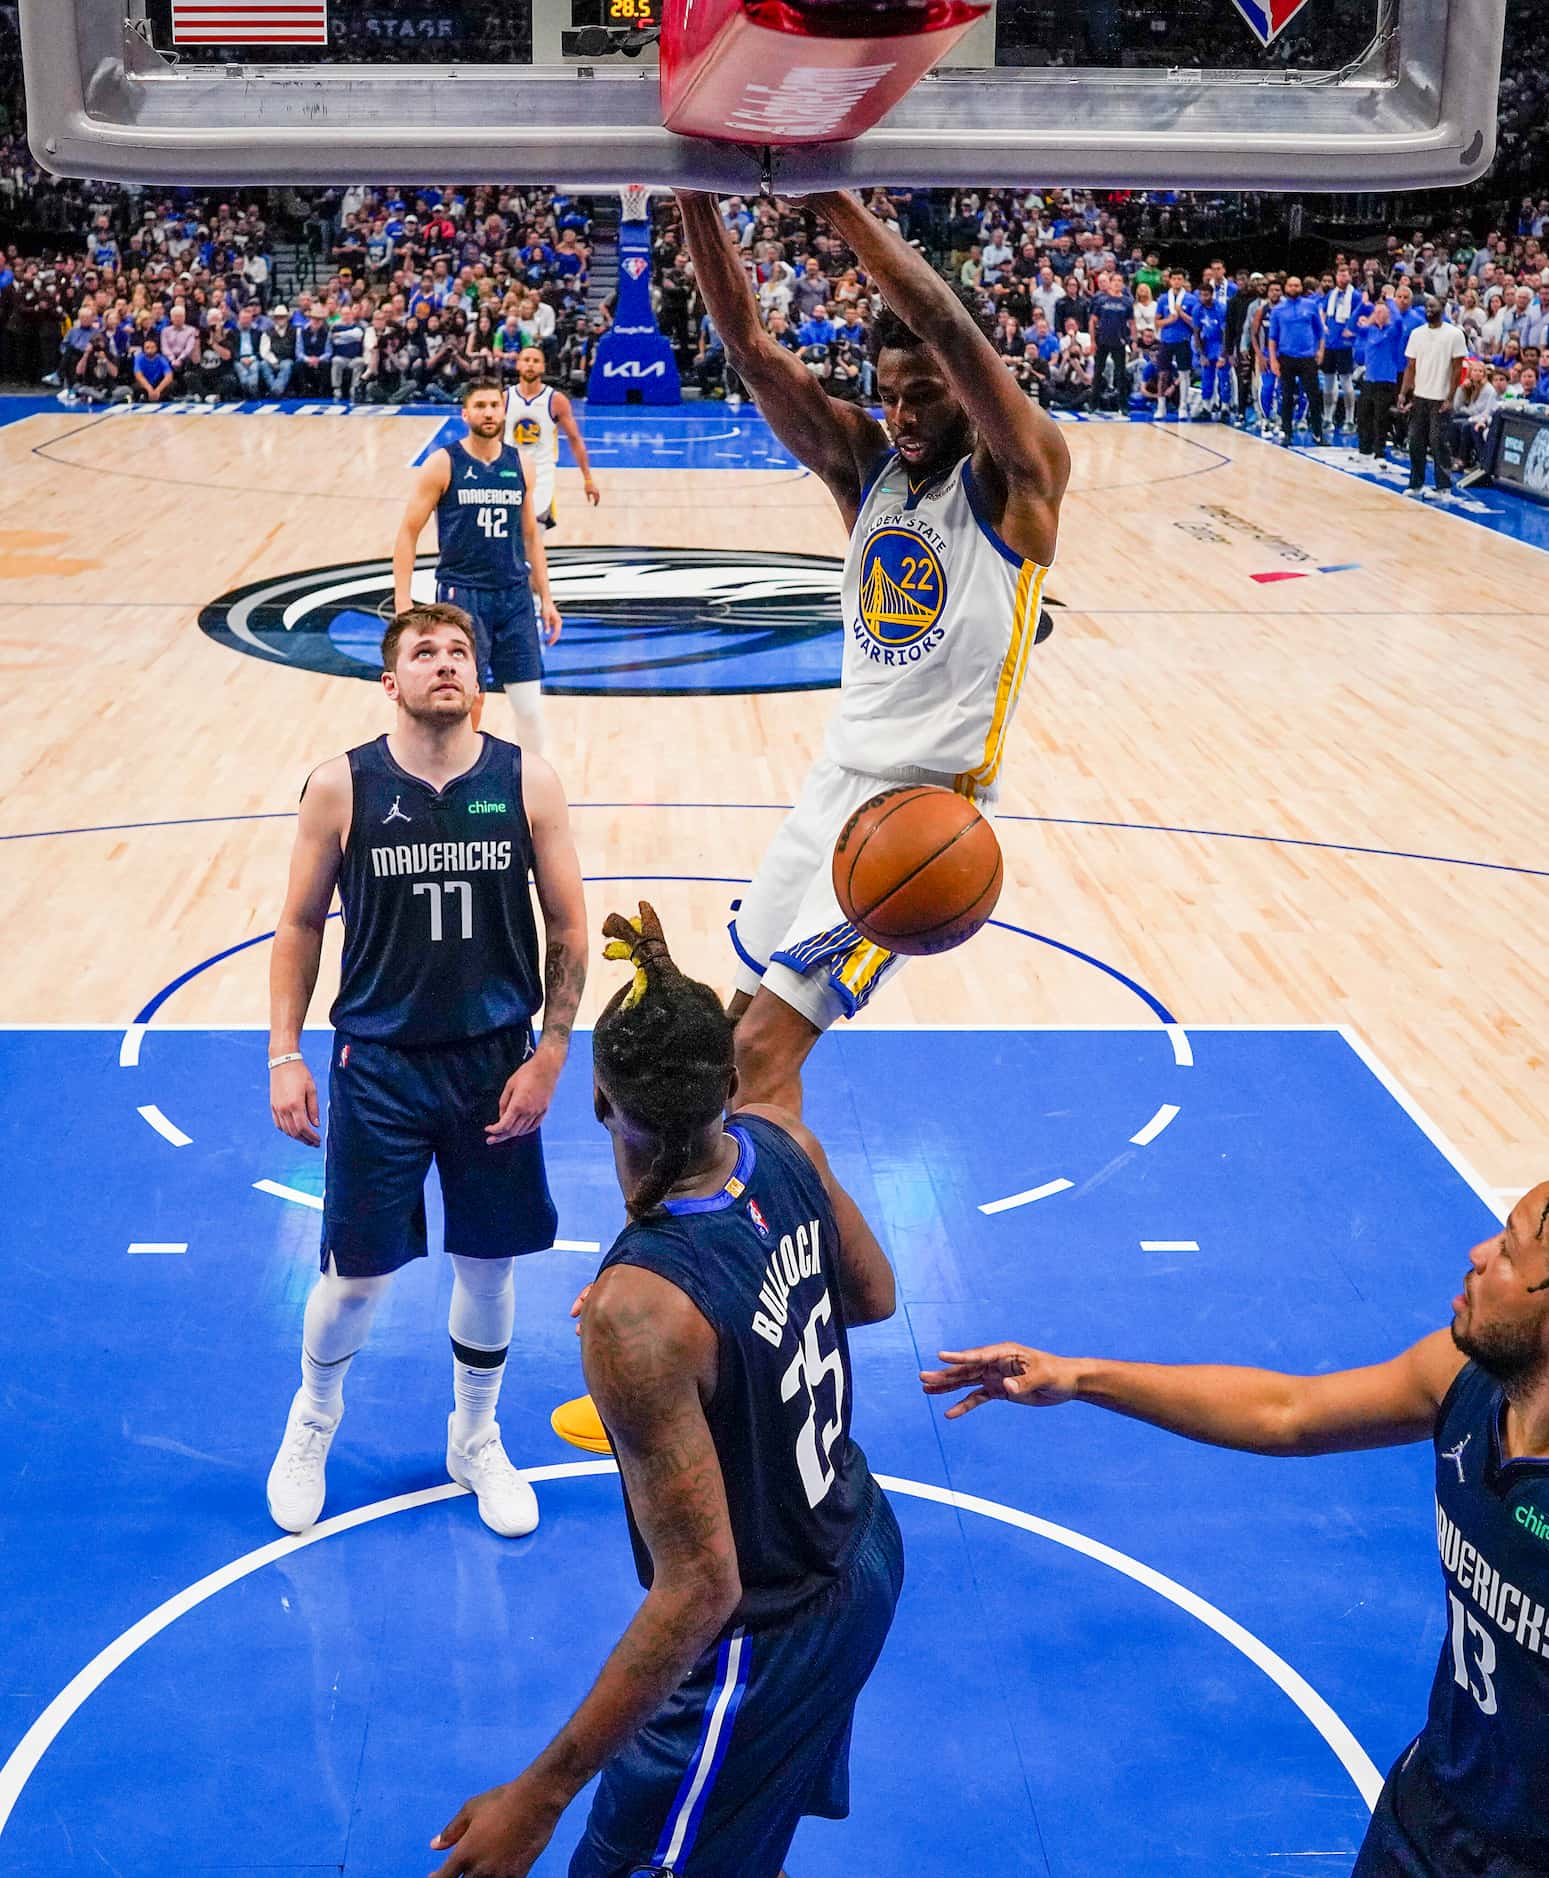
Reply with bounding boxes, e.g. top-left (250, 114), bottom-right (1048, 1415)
top-left (265, 600), bottom-right (588, 1541)
top-left (924, 1180), bottom-right (1549, 1876)
top-left (427, 902), bottom-right (902, 1878)
top-left (393, 377), bottom-right (563, 755)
